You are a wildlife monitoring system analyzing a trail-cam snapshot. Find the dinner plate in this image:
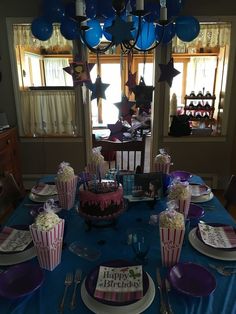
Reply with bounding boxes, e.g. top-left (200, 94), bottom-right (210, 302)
top-left (85, 260), bottom-right (149, 306)
top-left (81, 273), bottom-right (155, 314)
top-left (191, 192), bottom-right (214, 203)
top-left (31, 183), bottom-right (57, 196)
top-left (170, 171), bottom-right (192, 182)
top-left (0, 261), bottom-right (44, 299)
top-left (0, 225), bottom-right (36, 266)
top-left (190, 184), bottom-right (211, 197)
top-left (189, 228), bottom-right (236, 261)
top-left (196, 223), bottom-right (236, 251)
top-left (169, 262), bottom-right (216, 297)
top-left (28, 192), bottom-right (58, 203)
